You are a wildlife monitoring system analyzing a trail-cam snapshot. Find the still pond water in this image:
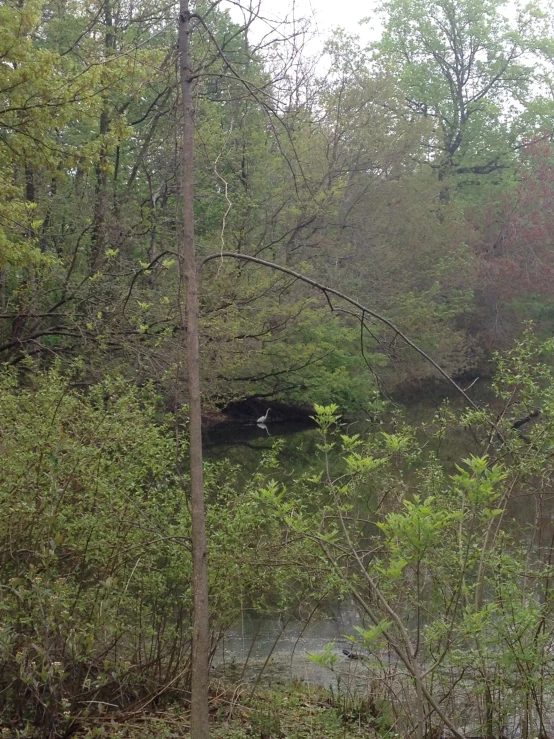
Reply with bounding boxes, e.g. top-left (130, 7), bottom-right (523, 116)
top-left (203, 391), bottom-right (553, 689)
